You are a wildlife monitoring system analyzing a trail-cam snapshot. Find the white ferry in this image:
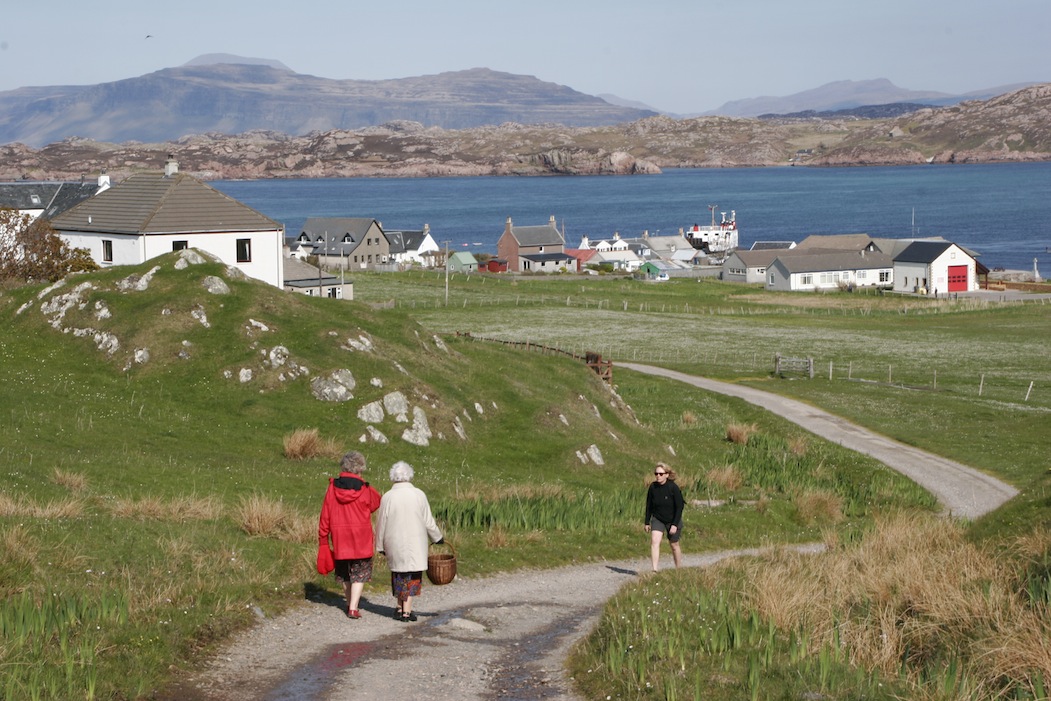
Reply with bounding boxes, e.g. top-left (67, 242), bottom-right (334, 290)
top-left (683, 206), bottom-right (739, 254)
